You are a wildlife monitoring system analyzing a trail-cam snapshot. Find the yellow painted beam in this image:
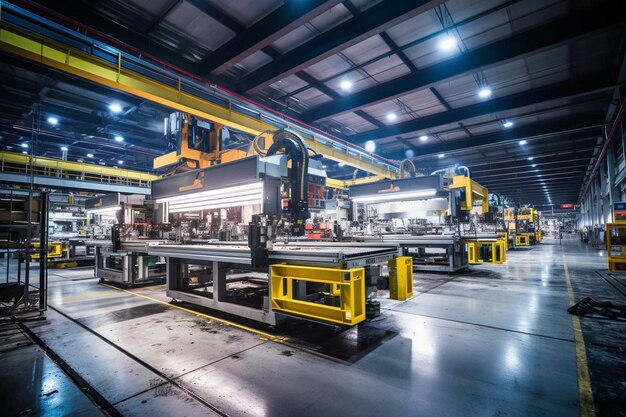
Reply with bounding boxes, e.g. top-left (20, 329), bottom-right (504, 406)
top-left (0, 25), bottom-right (396, 179)
top-left (326, 175), bottom-right (385, 189)
top-left (0, 151), bottom-right (158, 183)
